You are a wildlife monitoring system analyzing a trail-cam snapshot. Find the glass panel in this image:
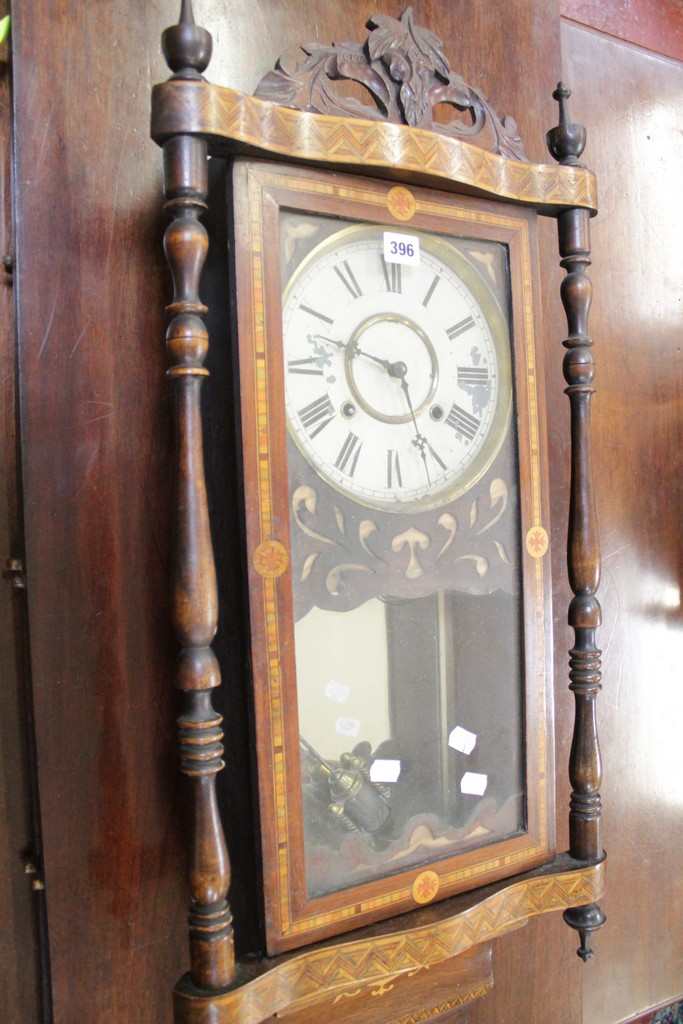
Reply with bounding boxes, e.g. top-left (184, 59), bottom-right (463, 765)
top-left (281, 210), bottom-right (525, 898)
top-left (296, 599), bottom-right (391, 760)
top-left (294, 589), bottom-right (524, 897)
